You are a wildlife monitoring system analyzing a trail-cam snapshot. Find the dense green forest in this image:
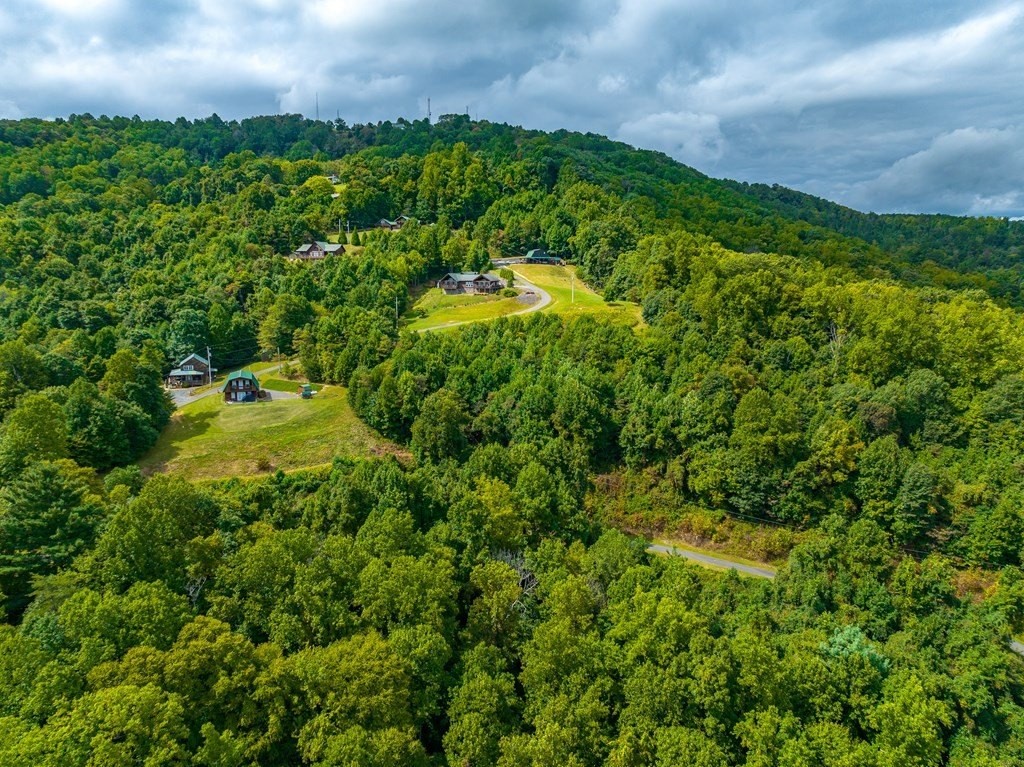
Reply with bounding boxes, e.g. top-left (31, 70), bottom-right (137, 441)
top-left (2, 112), bottom-right (1024, 764)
